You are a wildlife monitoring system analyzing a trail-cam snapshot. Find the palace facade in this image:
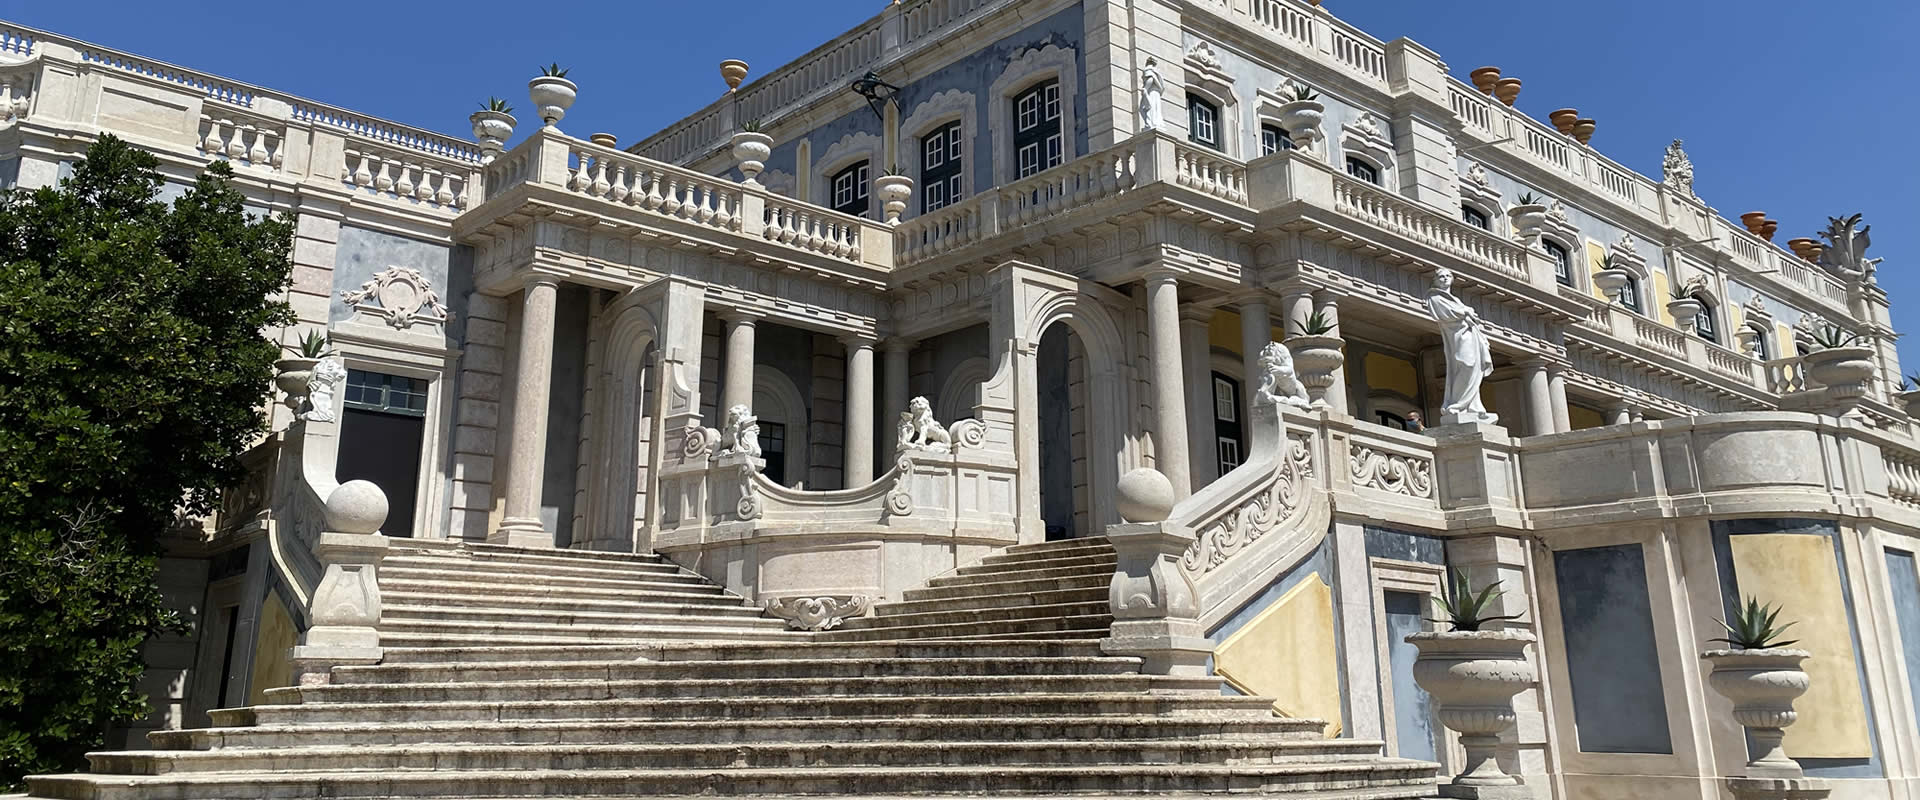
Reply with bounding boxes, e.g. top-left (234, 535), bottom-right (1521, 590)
top-left (6, 2), bottom-right (1920, 798)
